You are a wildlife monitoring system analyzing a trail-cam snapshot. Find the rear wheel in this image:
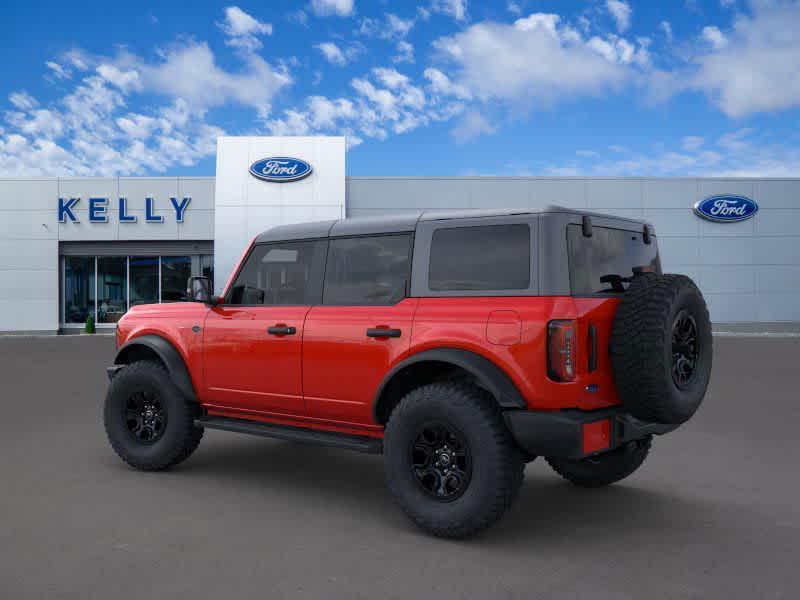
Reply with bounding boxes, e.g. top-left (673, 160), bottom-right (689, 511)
top-left (104, 360), bottom-right (204, 471)
top-left (546, 437), bottom-right (651, 488)
top-left (384, 382), bottom-right (524, 538)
